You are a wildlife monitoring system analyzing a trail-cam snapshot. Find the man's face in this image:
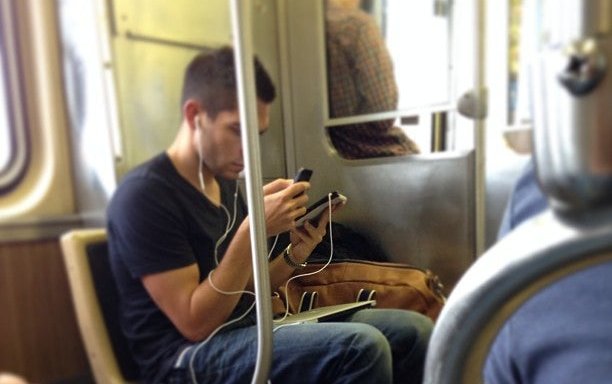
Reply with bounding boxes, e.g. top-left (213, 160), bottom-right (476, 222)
top-left (197, 100), bottom-right (270, 179)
